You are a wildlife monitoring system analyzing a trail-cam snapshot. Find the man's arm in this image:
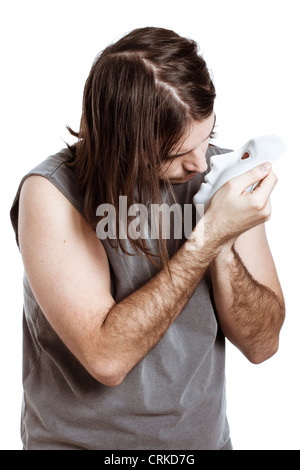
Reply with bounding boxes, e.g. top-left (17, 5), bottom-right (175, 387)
top-left (18, 164), bottom-right (280, 387)
top-left (18, 176), bottom-right (222, 387)
top-left (208, 168), bottom-right (285, 363)
top-left (209, 224), bottom-right (285, 363)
